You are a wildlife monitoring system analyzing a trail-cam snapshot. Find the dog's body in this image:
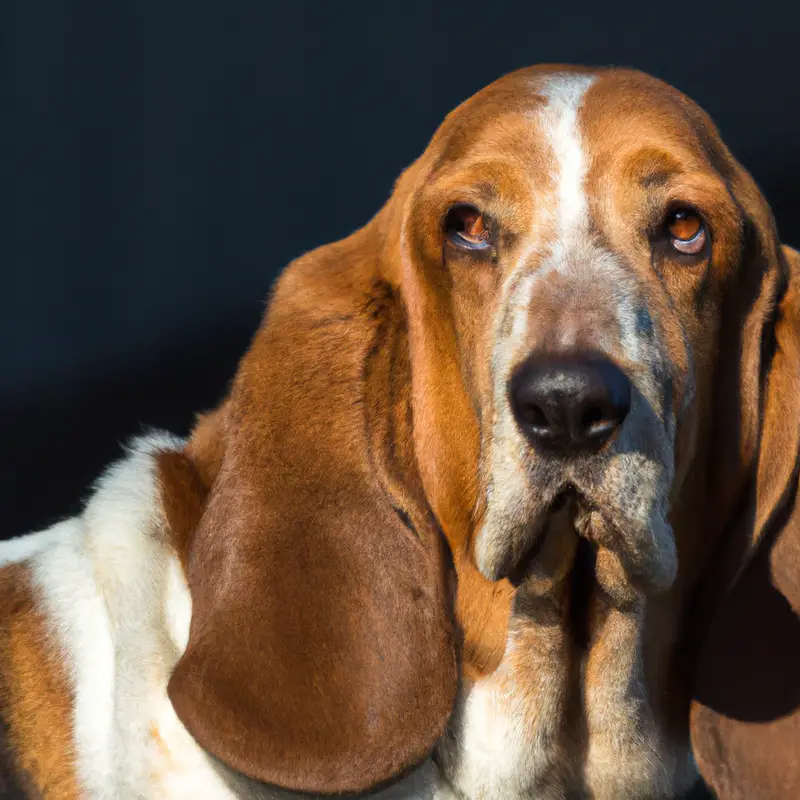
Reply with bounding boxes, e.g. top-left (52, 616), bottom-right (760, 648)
top-left (2, 65), bottom-right (799, 799)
